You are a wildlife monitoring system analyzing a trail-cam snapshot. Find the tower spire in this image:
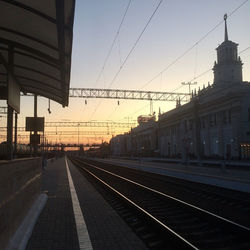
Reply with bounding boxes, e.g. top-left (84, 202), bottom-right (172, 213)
top-left (224, 13), bottom-right (228, 41)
